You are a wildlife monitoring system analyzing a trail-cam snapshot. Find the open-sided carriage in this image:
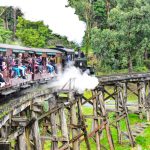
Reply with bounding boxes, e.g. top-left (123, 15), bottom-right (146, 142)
top-left (0, 44), bottom-right (63, 95)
